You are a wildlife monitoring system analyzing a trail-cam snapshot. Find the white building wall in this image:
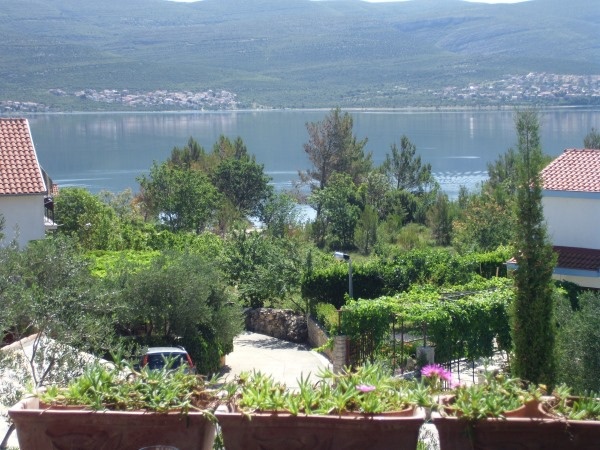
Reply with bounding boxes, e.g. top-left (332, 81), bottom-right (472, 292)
top-left (543, 196), bottom-right (600, 250)
top-left (552, 273), bottom-right (600, 290)
top-left (0, 195), bottom-right (46, 248)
